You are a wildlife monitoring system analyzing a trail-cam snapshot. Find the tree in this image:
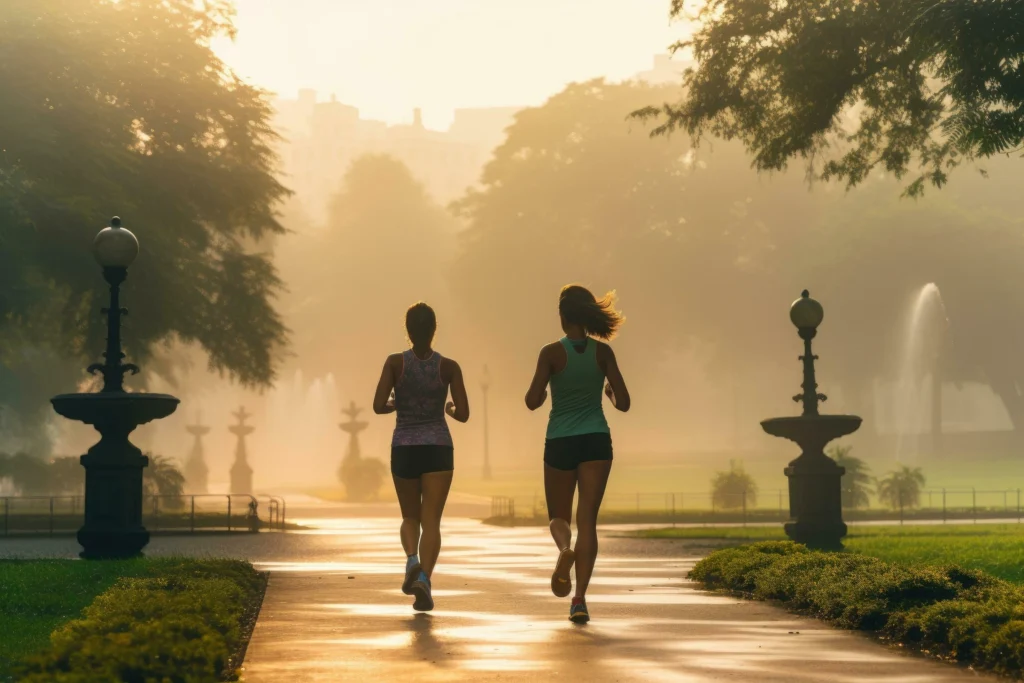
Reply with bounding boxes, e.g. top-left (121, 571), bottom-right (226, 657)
top-left (877, 465), bottom-right (926, 511)
top-left (711, 460), bottom-right (757, 510)
top-left (826, 444), bottom-right (872, 510)
top-left (0, 0), bottom-right (289, 447)
top-left (276, 154), bottom-right (455, 387)
top-left (143, 454), bottom-right (186, 508)
top-left (638, 0), bottom-right (1024, 196)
